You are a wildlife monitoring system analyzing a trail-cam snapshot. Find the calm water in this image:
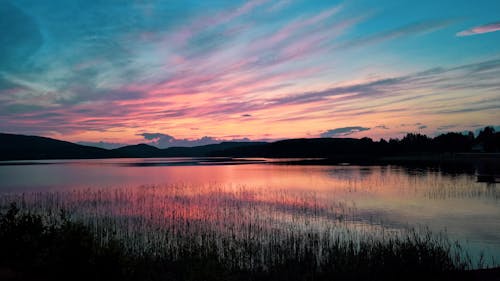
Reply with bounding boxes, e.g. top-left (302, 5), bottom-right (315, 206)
top-left (0, 158), bottom-right (499, 264)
